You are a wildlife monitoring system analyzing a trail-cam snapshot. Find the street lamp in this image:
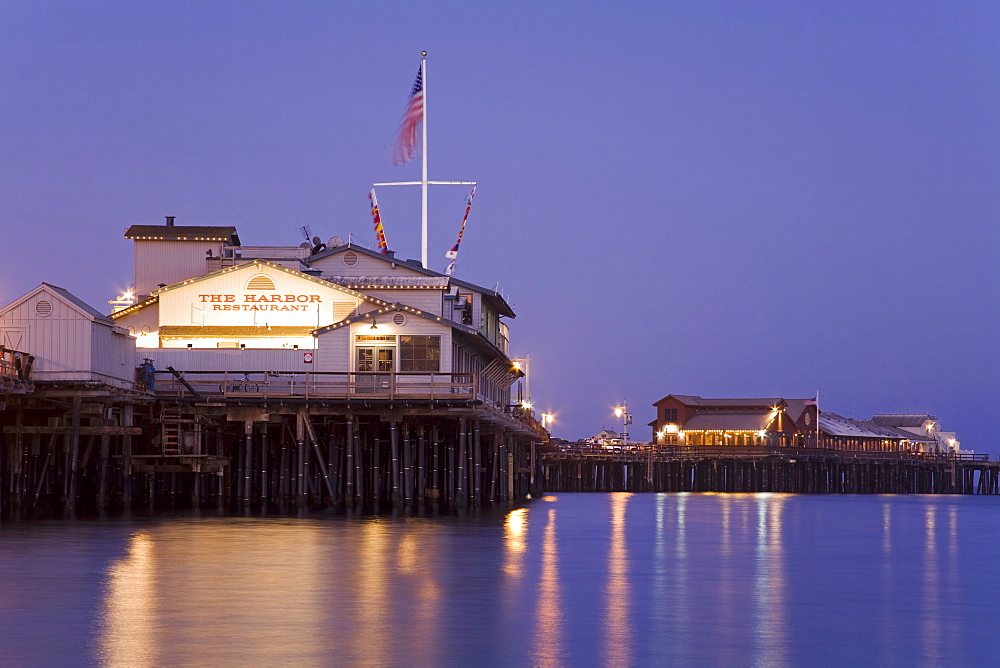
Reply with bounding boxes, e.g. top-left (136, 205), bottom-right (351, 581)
top-left (512, 356), bottom-right (531, 407)
top-left (541, 413), bottom-right (554, 429)
top-left (614, 401), bottom-right (632, 446)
